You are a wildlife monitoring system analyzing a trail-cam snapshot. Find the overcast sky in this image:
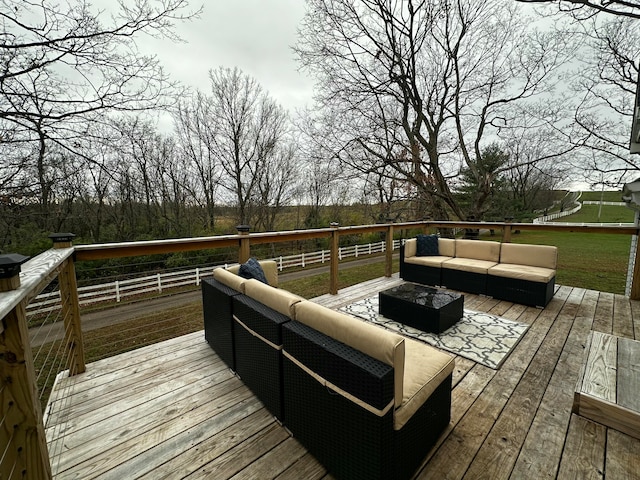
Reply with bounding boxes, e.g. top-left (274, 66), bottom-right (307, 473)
top-left (141, 0), bottom-right (315, 117)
